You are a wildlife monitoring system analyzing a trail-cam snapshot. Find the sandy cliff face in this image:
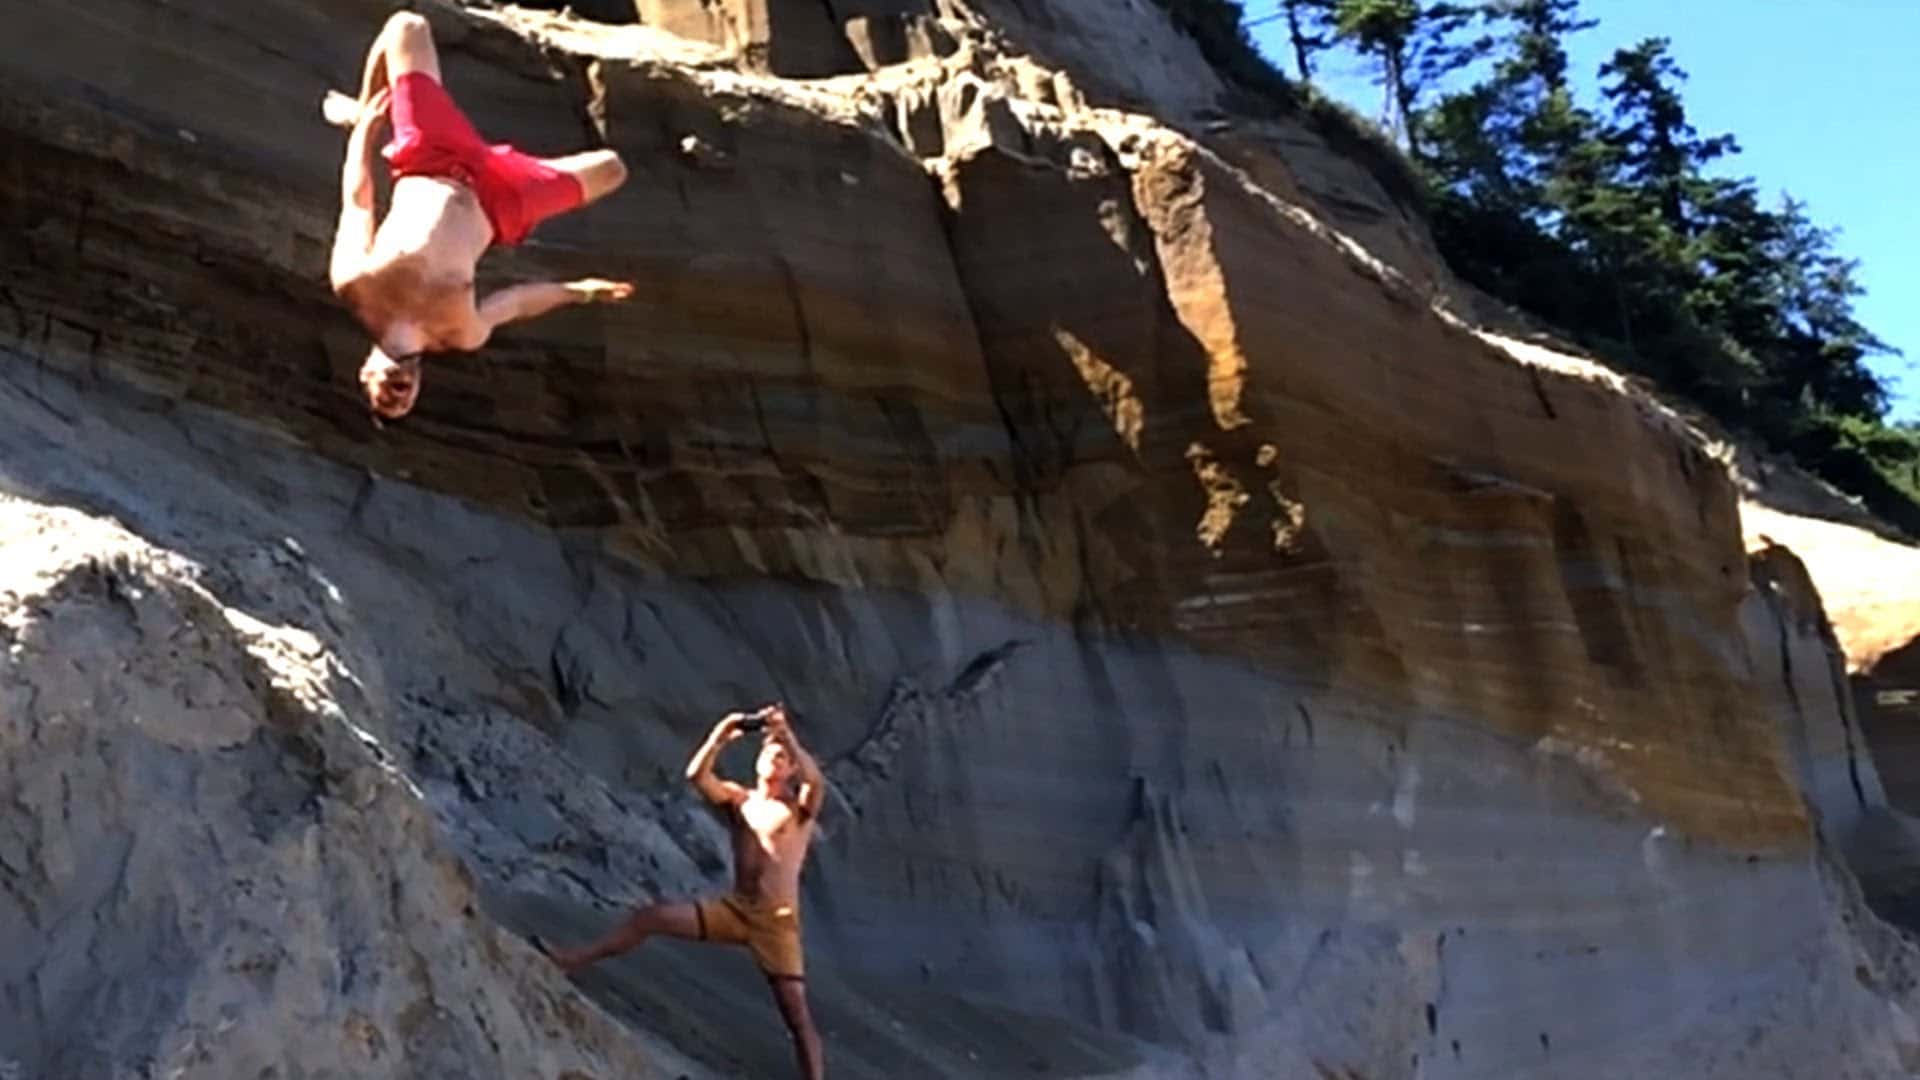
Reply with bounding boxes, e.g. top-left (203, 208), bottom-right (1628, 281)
top-left (5, 0), bottom-right (1920, 1077)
